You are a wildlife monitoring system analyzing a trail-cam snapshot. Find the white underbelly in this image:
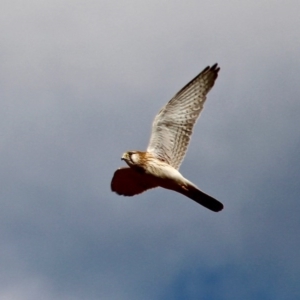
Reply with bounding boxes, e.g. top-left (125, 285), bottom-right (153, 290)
top-left (145, 162), bottom-right (187, 189)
